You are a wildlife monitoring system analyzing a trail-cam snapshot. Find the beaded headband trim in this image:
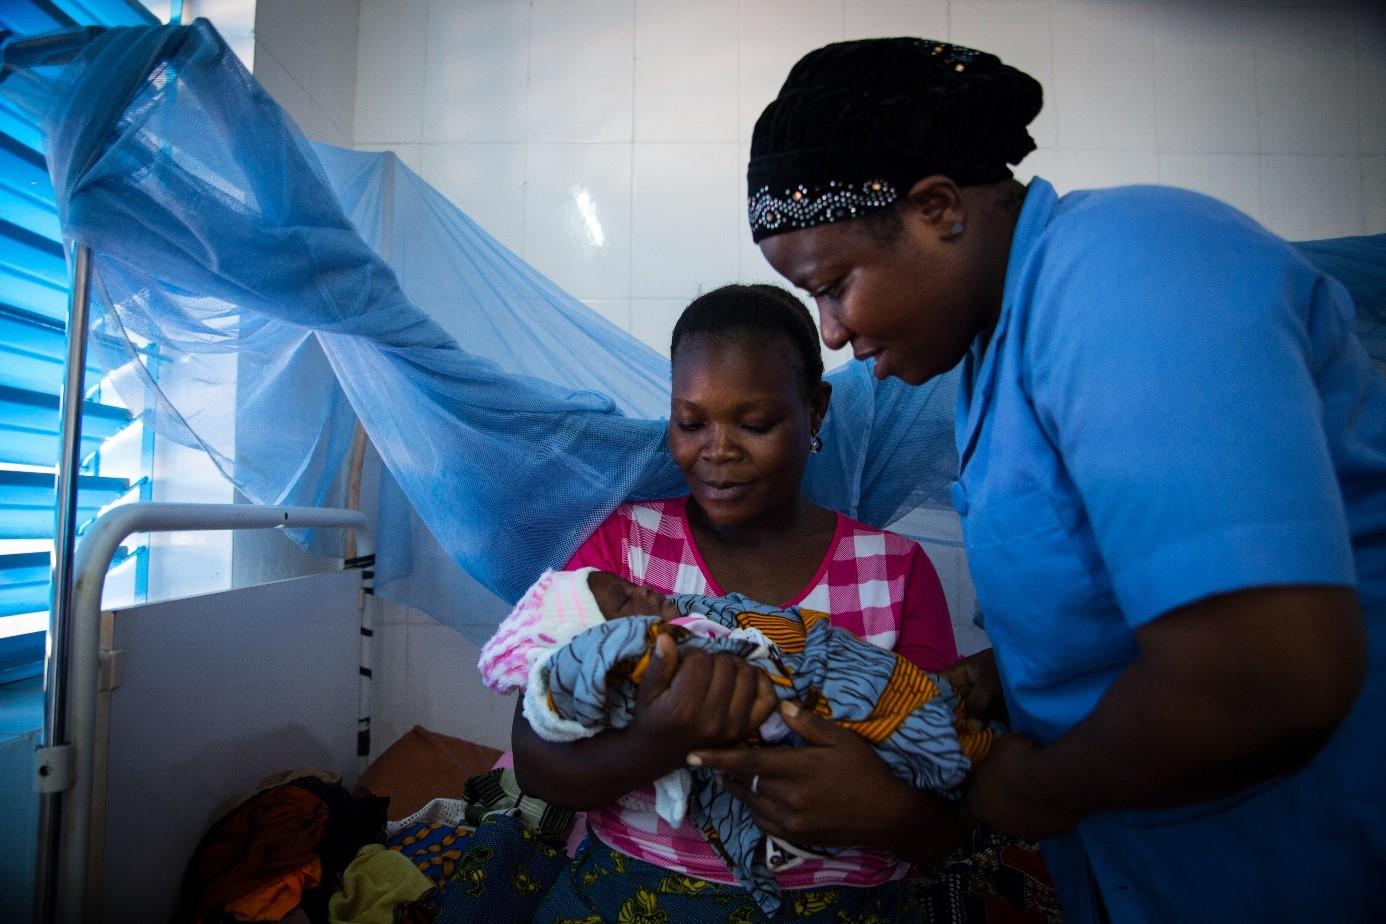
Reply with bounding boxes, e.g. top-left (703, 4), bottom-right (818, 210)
top-left (748, 178), bottom-right (899, 242)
